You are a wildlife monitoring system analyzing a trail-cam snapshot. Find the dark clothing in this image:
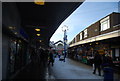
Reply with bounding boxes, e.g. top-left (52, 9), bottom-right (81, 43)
top-left (93, 64), bottom-right (101, 76)
top-left (102, 55), bottom-right (113, 79)
top-left (49, 53), bottom-right (54, 62)
top-left (58, 54), bottom-right (61, 58)
top-left (48, 52), bottom-right (54, 66)
top-left (94, 54), bottom-right (102, 65)
top-left (102, 55), bottom-right (113, 68)
top-left (93, 53), bottom-right (102, 76)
